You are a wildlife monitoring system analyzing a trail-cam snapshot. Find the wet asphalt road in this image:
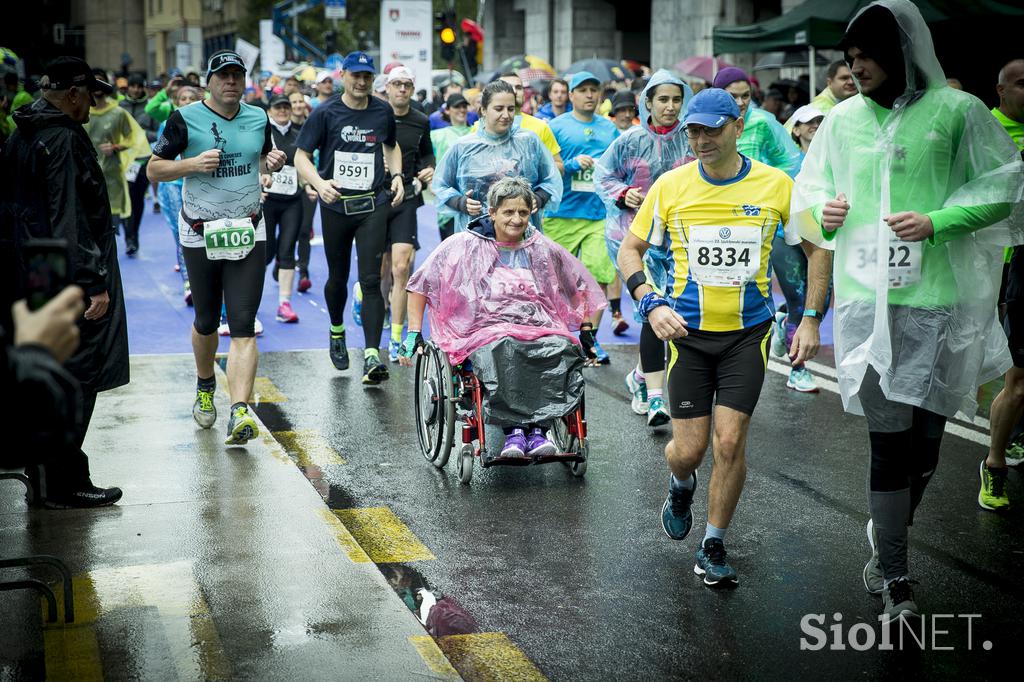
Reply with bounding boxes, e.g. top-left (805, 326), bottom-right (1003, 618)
top-left (252, 344), bottom-right (1021, 680)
